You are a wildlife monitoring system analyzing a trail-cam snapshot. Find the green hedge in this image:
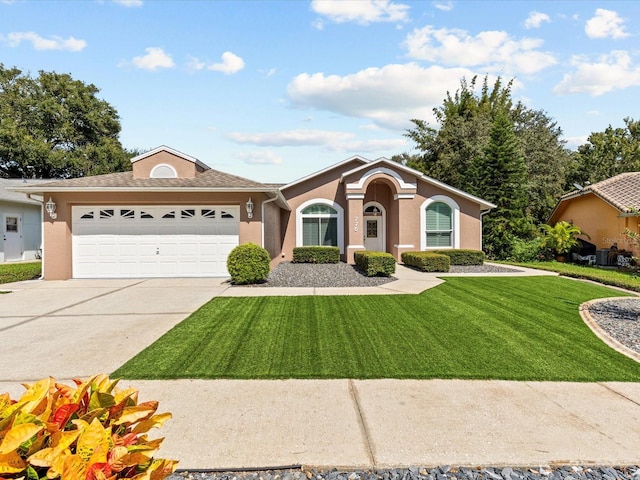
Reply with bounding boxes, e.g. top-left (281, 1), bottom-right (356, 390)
top-left (401, 251), bottom-right (450, 272)
top-left (293, 246), bottom-right (340, 264)
top-left (227, 243), bottom-right (271, 285)
top-left (430, 249), bottom-right (485, 266)
top-left (354, 251), bottom-right (396, 277)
